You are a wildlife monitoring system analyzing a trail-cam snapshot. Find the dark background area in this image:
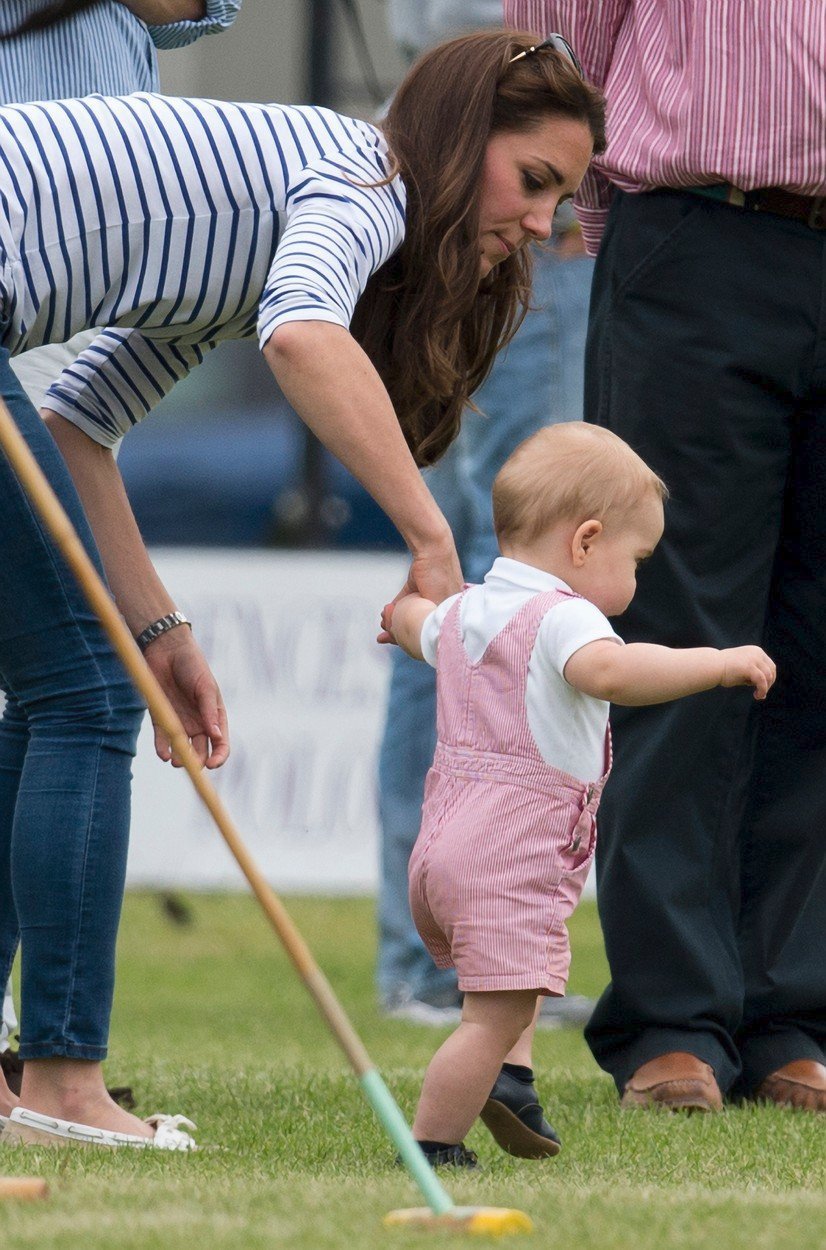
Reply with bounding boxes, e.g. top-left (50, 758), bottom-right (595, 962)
top-left (118, 340), bottom-right (404, 550)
